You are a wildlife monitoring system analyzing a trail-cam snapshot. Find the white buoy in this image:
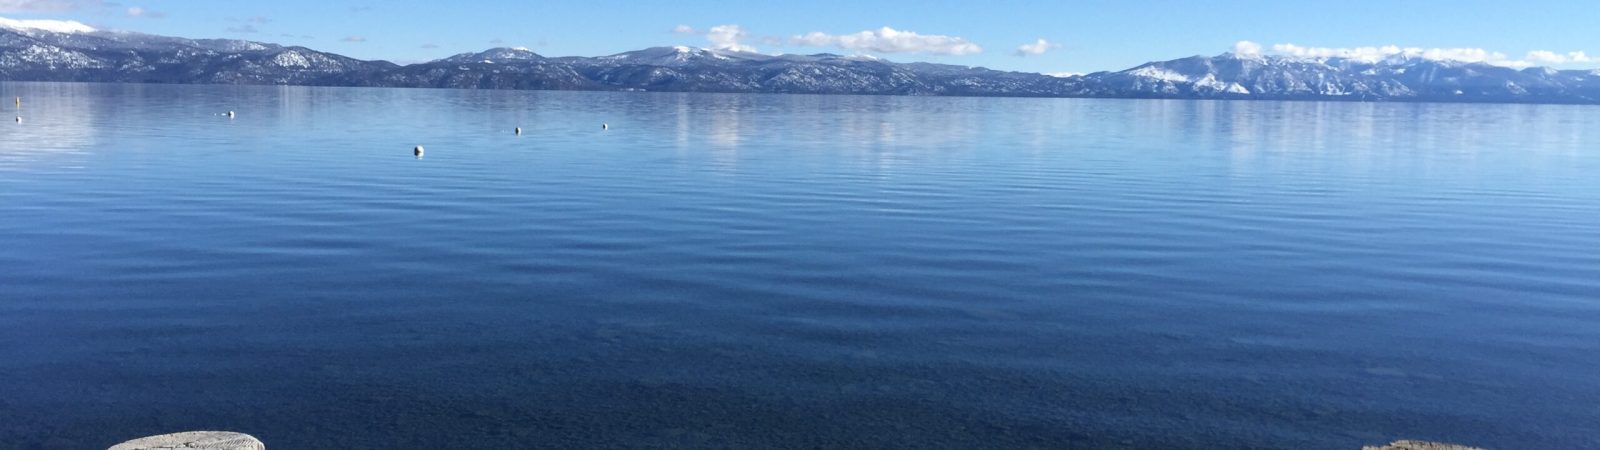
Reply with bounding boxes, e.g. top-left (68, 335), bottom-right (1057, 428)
top-left (602, 123), bottom-right (609, 130)
top-left (515, 127), bottom-right (522, 135)
top-left (414, 145), bottom-right (425, 157)
top-left (226, 111), bottom-right (235, 118)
